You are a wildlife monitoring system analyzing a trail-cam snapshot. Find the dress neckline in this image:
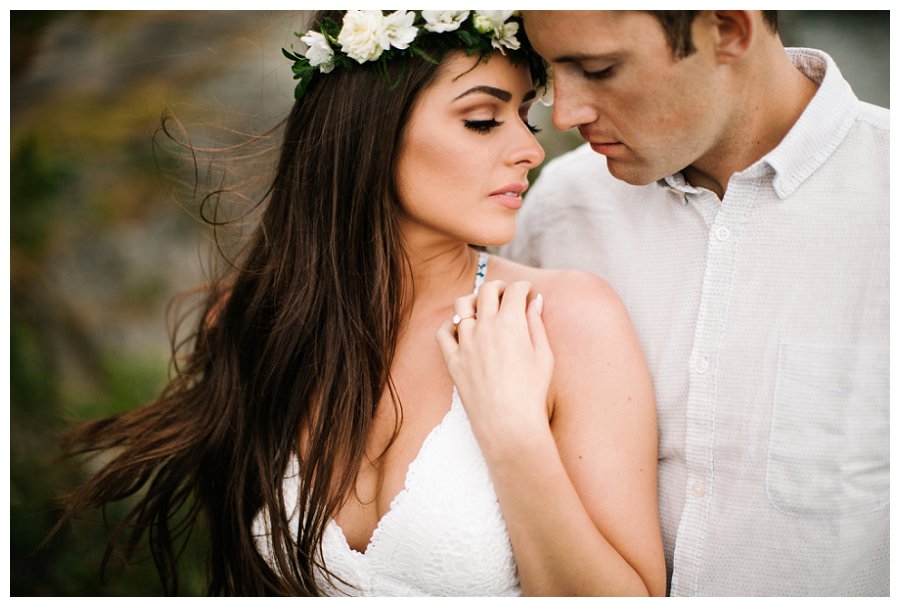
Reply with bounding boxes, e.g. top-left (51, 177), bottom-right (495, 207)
top-left (330, 250), bottom-right (489, 556)
top-left (329, 388), bottom-right (464, 557)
